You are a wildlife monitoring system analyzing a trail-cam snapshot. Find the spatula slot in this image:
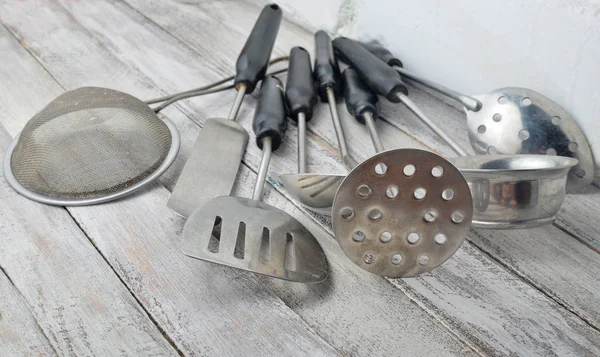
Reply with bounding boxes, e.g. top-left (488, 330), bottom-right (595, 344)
top-left (207, 216), bottom-right (222, 253)
top-left (234, 221), bottom-right (246, 260)
top-left (259, 227), bottom-right (270, 264)
top-left (284, 233), bottom-right (297, 272)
